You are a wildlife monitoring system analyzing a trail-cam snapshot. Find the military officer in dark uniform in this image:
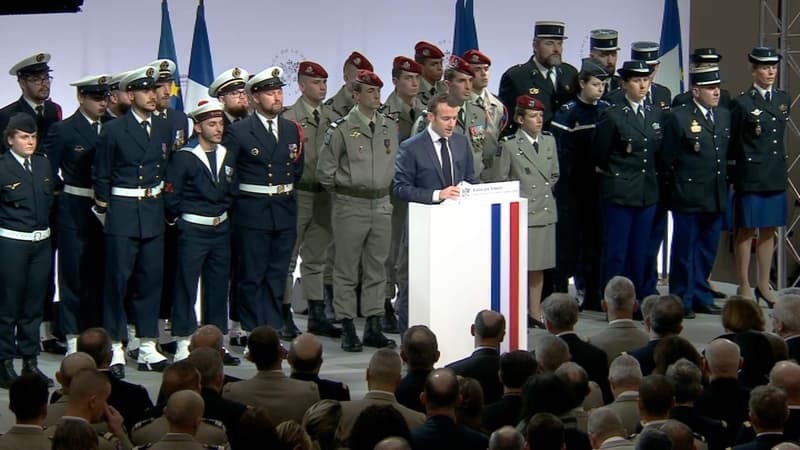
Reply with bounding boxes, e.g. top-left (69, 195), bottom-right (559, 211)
top-left (93, 65), bottom-right (172, 376)
top-left (325, 52), bottom-right (374, 120)
top-left (43, 74), bottom-right (110, 355)
top-left (595, 60), bottom-right (664, 304)
top-left (672, 49), bottom-right (732, 108)
top-left (222, 67), bottom-right (303, 336)
top-left (731, 47), bottom-right (789, 307)
top-left (0, 113), bottom-right (55, 388)
top-left (550, 58), bottom-right (611, 312)
top-left (661, 66), bottom-right (729, 317)
top-left (415, 41), bottom-right (446, 106)
top-left (208, 67), bottom-right (251, 348)
top-left (281, 61), bottom-right (341, 339)
top-left (104, 70), bottom-right (133, 121)
top-left (589, 29), bottom-right (621, 95)
top-left (164, 100), bottom-right (235, 362)
top-left (499, 21), bottom-right (578, 131)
